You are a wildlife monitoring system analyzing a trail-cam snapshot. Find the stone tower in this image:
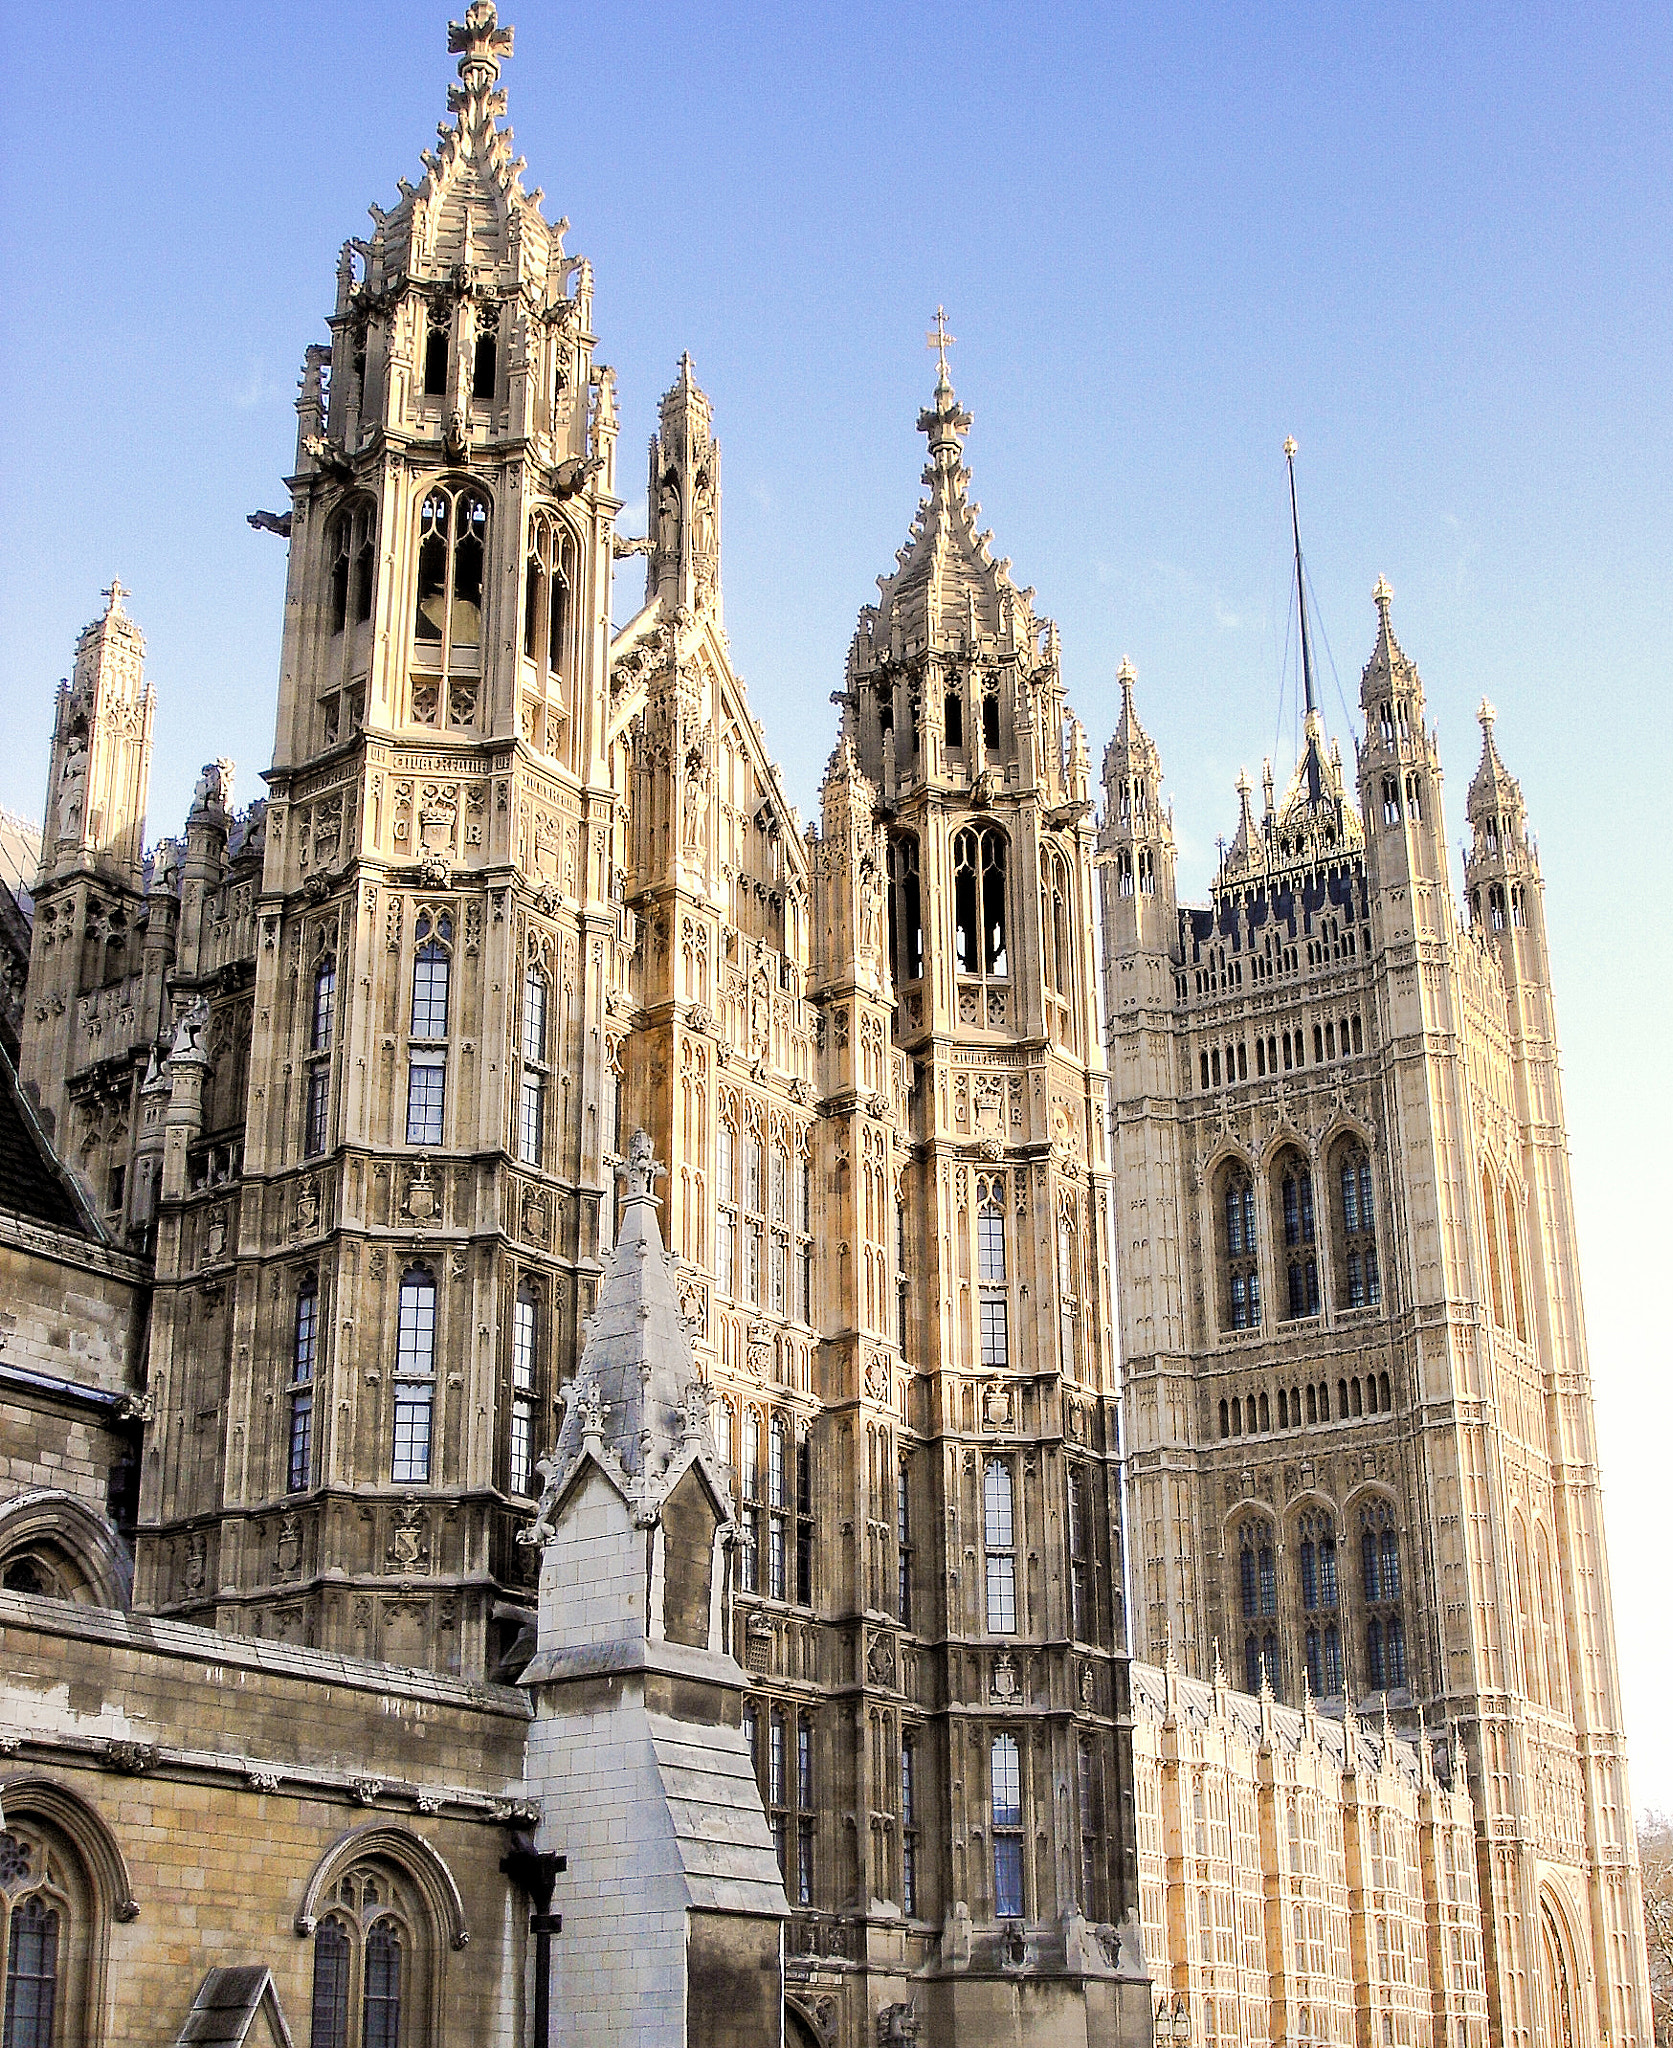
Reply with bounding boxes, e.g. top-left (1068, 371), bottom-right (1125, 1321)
top-left (131, 0), bottom-right (628, 1676)
top-left (18, 582), bottom-right (157, 1222)
top-left (1098, 567), bottom-right (1651, 2048)
top-left (818, 354), bottom-right (1150, 2040)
